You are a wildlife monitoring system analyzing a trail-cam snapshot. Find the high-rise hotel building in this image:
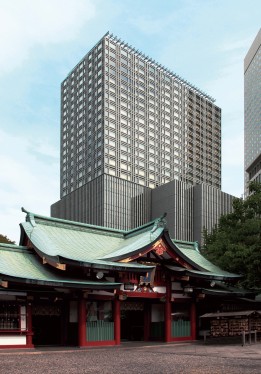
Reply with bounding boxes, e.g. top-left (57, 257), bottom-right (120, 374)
top-left (51, 32), bottom-right (229, 243)
top-left (244, 28), bottom-right (261, 192)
